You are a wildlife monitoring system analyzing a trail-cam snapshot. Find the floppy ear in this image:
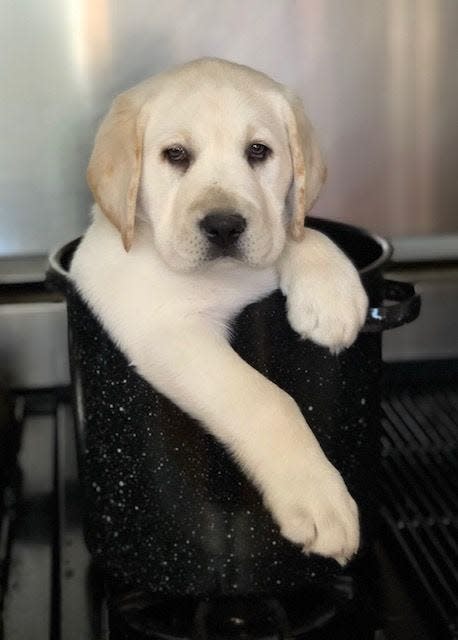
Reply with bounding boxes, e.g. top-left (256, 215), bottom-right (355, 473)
top-left (87, 89), bottom-right (150, 251)
top-left (281, 91), bottom-right (327, 240)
